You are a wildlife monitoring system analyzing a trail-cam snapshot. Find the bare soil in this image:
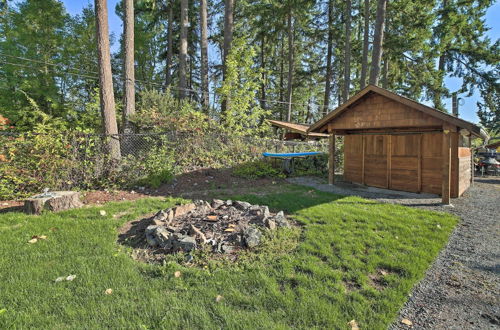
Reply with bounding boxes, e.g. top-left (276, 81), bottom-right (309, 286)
top-left (154, 168), bottom-right (282, 197)
top-left (0, 168), bottom-right (284, 212)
